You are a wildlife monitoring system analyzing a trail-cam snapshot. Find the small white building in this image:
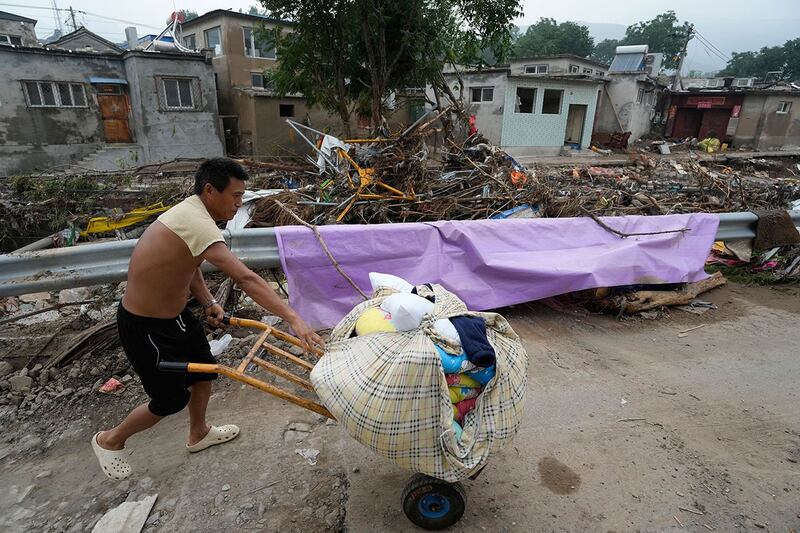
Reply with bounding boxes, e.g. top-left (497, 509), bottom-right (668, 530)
top-left (442, 55), bottom-right (608, 155)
